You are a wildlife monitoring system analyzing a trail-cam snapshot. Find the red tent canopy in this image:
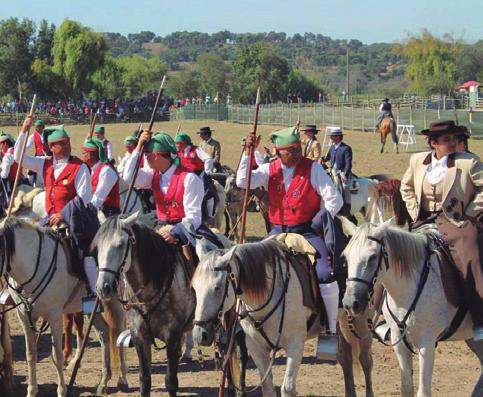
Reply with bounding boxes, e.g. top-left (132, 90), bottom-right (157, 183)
top-left (457, 80), bottom-right (480, 89)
